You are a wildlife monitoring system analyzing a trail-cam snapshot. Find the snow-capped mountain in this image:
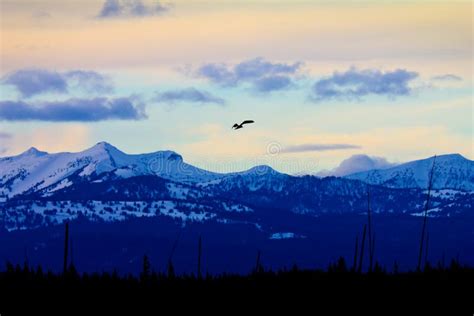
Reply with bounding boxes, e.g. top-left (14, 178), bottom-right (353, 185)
top-left (315, 154), bottom-right (398, 177)
top-left (0, 144), bottom-right (473, 232)
top-left (0, 142), bottom-right (223, 198)
top-left (198, 165), bottom-right (290, 192)
top-left (345, 154), bottom-right (474, 191)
